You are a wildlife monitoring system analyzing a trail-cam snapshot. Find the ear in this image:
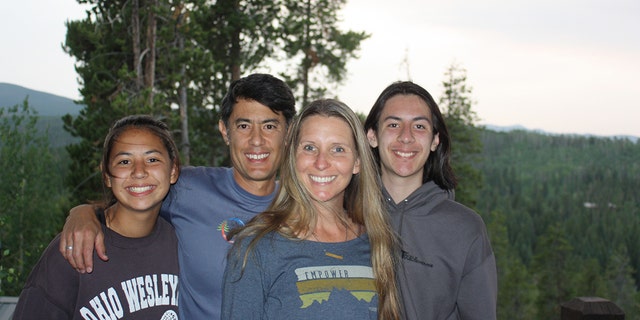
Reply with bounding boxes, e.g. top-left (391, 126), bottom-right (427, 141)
top-left (366, 129), bottom-right (378, 148)
top-left (218, 120), bottom-right (230, 145)
top-left (104, 174), bottom-right (112, 188)
top-left (352, 157), bottom-right (361, 175)
top-left (101, 163), bottom-right (112, 188)
top-left (431, 133), bottom-right (440, 151)
top-left (170, 164), bottom-right (179, 184)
